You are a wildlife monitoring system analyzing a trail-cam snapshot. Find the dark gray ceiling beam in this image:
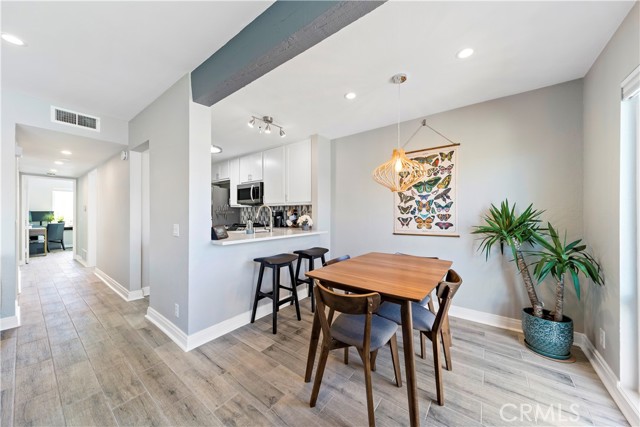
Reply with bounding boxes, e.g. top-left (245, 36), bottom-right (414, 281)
top-left (191, 1), bottom-right (384, 107)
